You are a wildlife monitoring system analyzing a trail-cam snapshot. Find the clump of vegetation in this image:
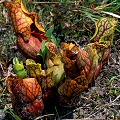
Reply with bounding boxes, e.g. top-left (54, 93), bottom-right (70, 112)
top-left (0, 0), bottom-right (120, 120)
